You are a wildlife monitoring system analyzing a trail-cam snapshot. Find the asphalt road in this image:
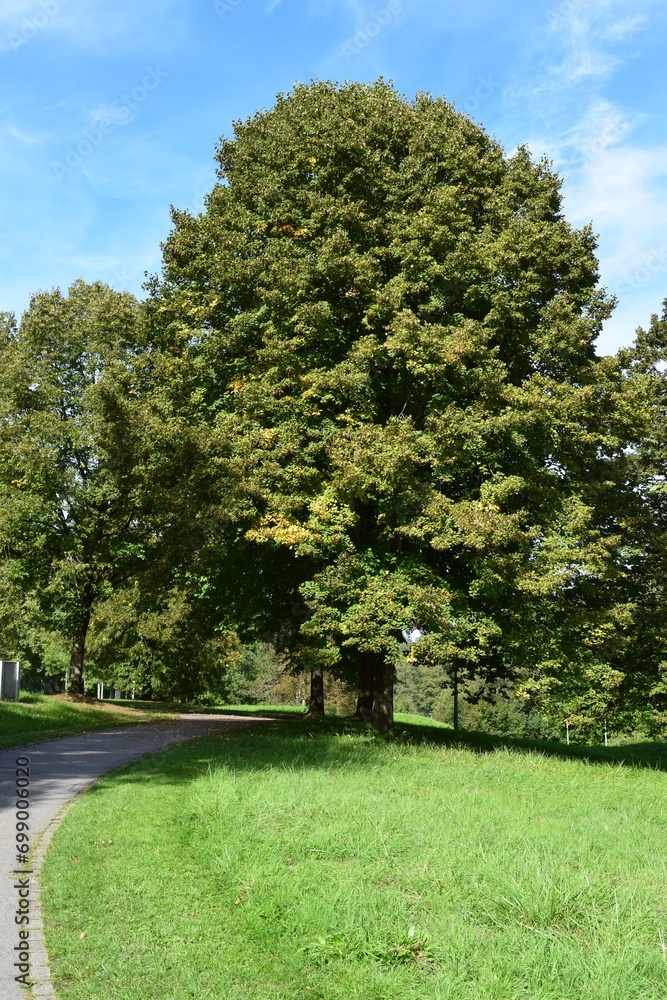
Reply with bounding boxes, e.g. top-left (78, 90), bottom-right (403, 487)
top-left (0, 714), bottom-right (270, 999)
